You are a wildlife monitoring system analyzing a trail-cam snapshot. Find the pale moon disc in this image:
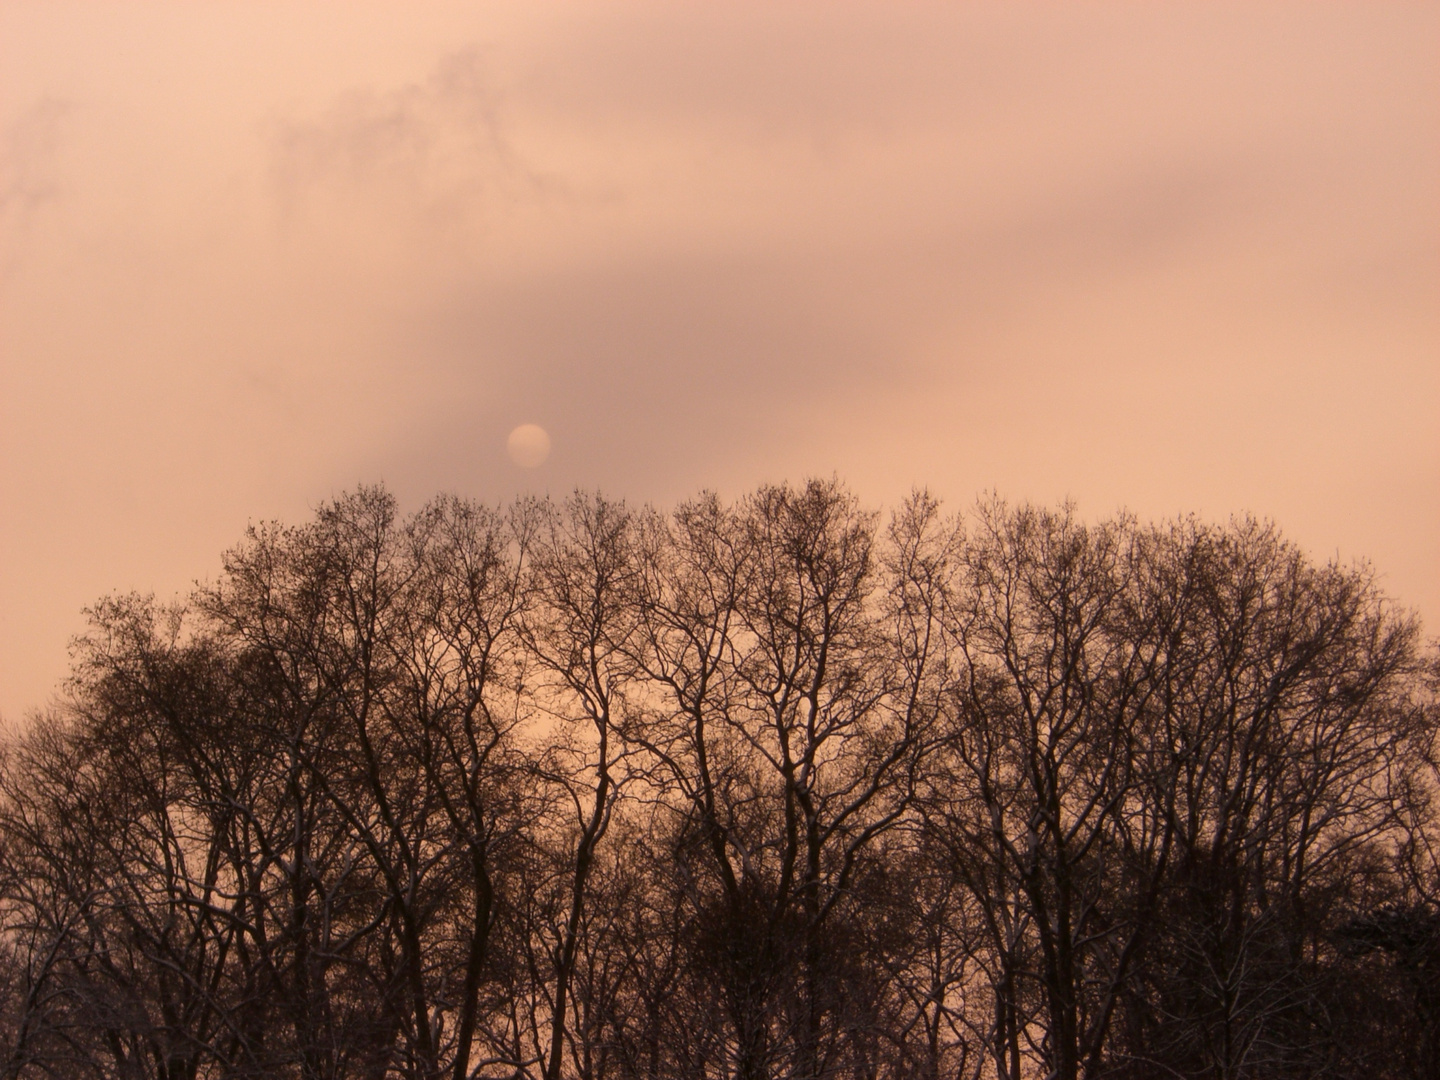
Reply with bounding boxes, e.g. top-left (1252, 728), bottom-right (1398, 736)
top-left (506, 424), bottom-right (551, 468)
